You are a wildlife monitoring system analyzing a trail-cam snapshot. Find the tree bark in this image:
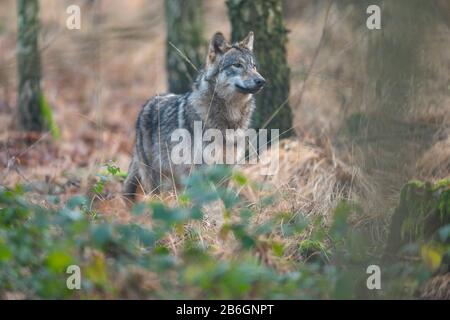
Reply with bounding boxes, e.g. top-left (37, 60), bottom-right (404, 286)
top-left (17, 0), bottom-right (45, 131)
top-left (227, 0), bottom-right (293, 137)
top-left (165, 0), bottom-right (205, 94)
